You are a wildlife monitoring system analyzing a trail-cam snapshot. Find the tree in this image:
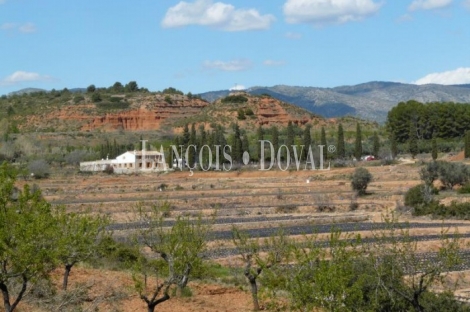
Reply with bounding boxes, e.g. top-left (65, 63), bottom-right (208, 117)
top-left (354, 123), bottom-right (362, 160)
top-left (351, 167), bottom-right (372, 196)
top-left (0, 163), bottom-right (61, 312)
top-left (188, 123), bottom-right (197, 167)
top-left (231, 124), bottom-right (243, 164)
top-left (182, 124), bottom-right (190, 147)
top-left (237, 109), bottom-right (246, 120)
top-left (302, 125), bottom-right (312, 161)
top-left (432, 137), bottom-right (438, 160)
top-left (409, 121), bottom-right (419, 159)
top-left (372, 131), bottom-right (380, 159)
top-left (56, 210), bottom-right (109, 291)
top-left (321, 126), bottom-right (327, 161)
top-left (390, 131), bottom-right (398, 159)
top-left (286, 121), bottom-right (295, 161)
top-left (256, 125), bottom-right (264, 162)
top-left (86, 84), bottom-right (96, 93)
top-left (465, 131), bottom-right (470, 159)
top-left (232, 227), bottom-right (290, 312)
top-left (336, 123), bottom-right (345, 159)
top-left (271, 126), bottom-right (279, 163)
top-left (91, 92), bottom-right (102, 103)
top-left (125, 81), bottom-right (139, 92)
top-left (112, 81), bottom-right (123, 92)
top-left (133, 201), bottom-right (212, 312)
top-left (369, 215), bottom-right (462, 312)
